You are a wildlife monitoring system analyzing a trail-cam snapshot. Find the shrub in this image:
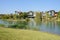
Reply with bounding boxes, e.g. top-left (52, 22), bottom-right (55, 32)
top-left (0, 24), bottom-right (5, 27)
